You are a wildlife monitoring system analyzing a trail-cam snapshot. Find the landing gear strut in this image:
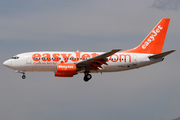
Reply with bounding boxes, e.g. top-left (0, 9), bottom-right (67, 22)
top-left (83, 72), bottom-right (92, 82)
top-left (22, 73), bottom-right (26, 79)
top-left (15, 70), bottom-right (26, 79)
